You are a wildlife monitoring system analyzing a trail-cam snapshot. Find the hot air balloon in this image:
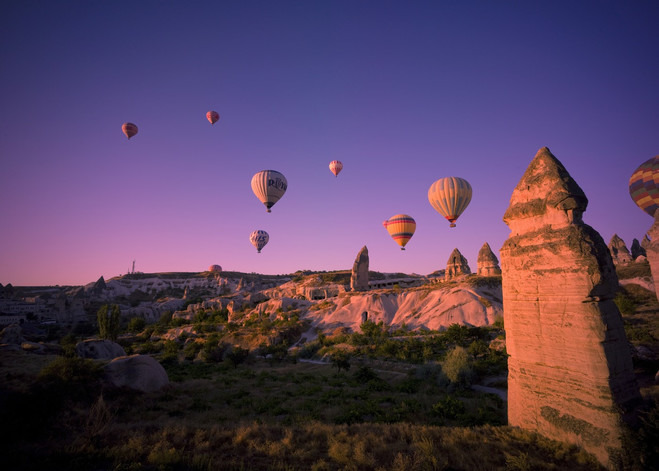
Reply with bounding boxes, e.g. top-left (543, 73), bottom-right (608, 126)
top-left (206, 110), bottom-right (220, 125)
top-left (251, 170), bottom-right (287, 213)
top-left (122, 122), bottom-right (138, 139)
top-left (250, 230), bottom-right (269, 253)
top-left (329, 160), bottom-right (343, 177)
top-left (428, 177), bottom-right (472, 227)
top-left (629, 156), bottom-right (659, 217)
top-left (383, 214), bottom-right (416, 250)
